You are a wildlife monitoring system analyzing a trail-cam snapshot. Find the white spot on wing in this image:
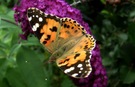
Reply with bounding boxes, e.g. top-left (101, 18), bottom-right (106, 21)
top-left (32, 25), bottom-right (36, 31)
top-left (84, 68), bottom-right (92, 77)
top-left (77, 64), bottom-right (83, 68)
top-left (79, 71), bottom-right (82, 73)
top-left (80, 68), bottom-right (83, 70)
top-left (36, 15), bottom-right (39, 18)
top-left (28, 17), bottom-right (32, 21)
top-left (86, 64), bottom-right (90, 67)
top-left (64, 67), bottom-right (75, 73)
top-left (35, 23), bottom-right (39, 28)
top-left (32, 23), bottom-right (39, 31)
top-left (85, 71), bottom-right (88, 73)
top-left (71, 73), bottom-right (78, 77)
top-left (85, 59), bottom-right (89, 63)
top-left (90, 67), bottom-right (92, 71)
top-left (39, 17), bottom-right (43, 22)
top-left (85, 71), bottom-right (91, 77)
